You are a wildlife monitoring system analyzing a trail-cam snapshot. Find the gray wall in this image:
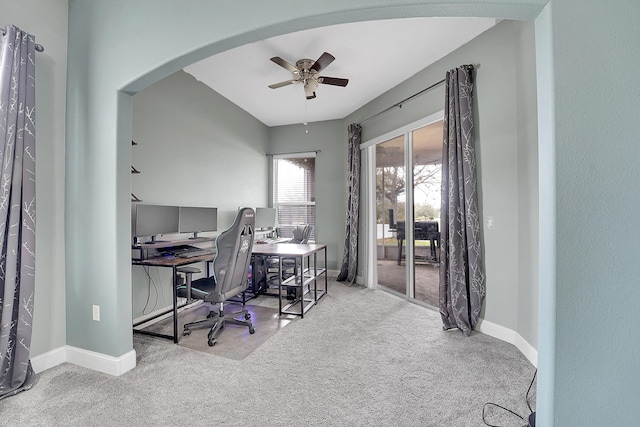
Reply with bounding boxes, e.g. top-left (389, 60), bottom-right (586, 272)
top-left (268, 121), bottom-right (347, 271)
top-left (131, 70), bottom-right (269, 318)
top-left (345, 20), bottom-right (539, 346)
top-left (515, 21), bottom-right (539, 349)
top-left (537, 2), bottom-right (640, 424)
top-left (1, 0), bottom-right (69, 357)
